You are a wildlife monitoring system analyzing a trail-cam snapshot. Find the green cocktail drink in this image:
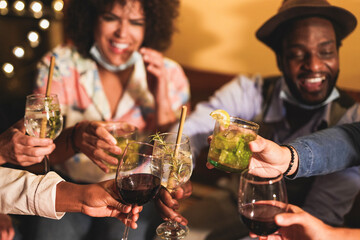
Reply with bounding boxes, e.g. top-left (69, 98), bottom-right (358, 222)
top-left (207, 117), bottom-right (259, 173)
top-left (100, 121), bottom-right (137, 172)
